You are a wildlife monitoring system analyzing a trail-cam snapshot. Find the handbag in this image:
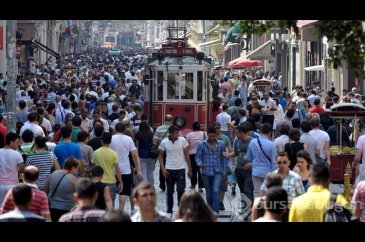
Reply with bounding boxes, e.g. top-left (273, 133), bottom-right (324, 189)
top-left (150, 128), bottom-right (169, 159)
